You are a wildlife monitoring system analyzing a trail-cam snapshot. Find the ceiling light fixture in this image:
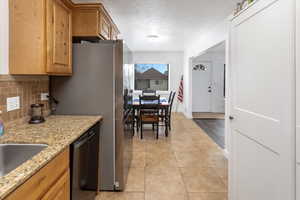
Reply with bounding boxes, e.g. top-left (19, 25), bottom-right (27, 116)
top-left (147, 35), bottom-right (159, 39)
